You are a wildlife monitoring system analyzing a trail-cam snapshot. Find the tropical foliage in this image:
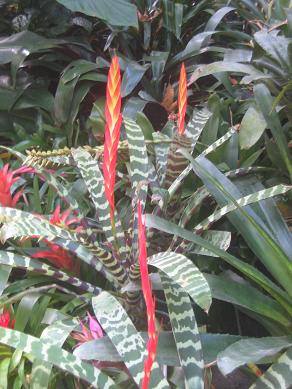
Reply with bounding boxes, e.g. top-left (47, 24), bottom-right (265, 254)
top-left (0, 1), bottom-right (291, 388)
